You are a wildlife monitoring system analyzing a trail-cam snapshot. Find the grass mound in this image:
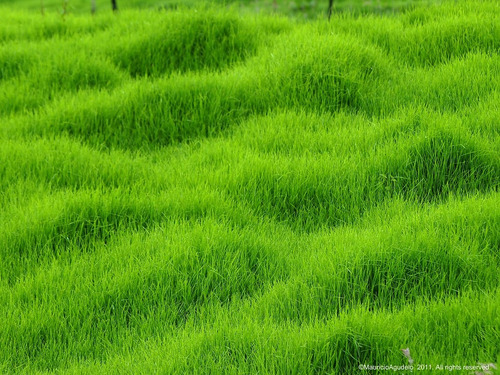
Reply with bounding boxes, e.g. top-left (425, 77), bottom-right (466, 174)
top-left (111, 9), bottom-right (262, 77)
top-left (253, 29), bottom-right (392, 113)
